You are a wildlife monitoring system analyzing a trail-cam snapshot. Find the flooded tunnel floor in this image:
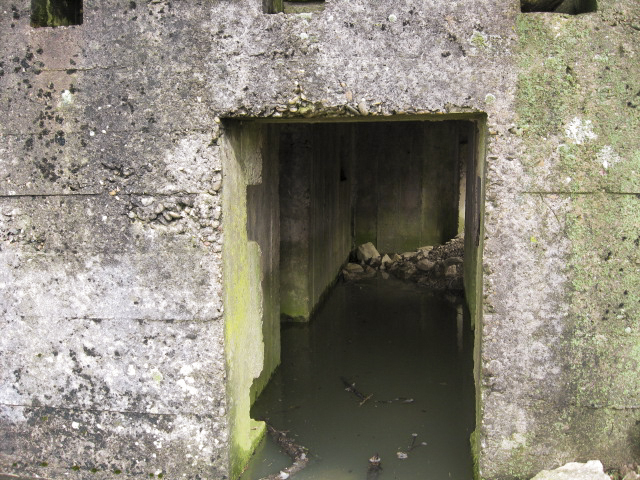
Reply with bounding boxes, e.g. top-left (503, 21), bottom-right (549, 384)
top-left (243, 276), bottom-right (475, 480)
